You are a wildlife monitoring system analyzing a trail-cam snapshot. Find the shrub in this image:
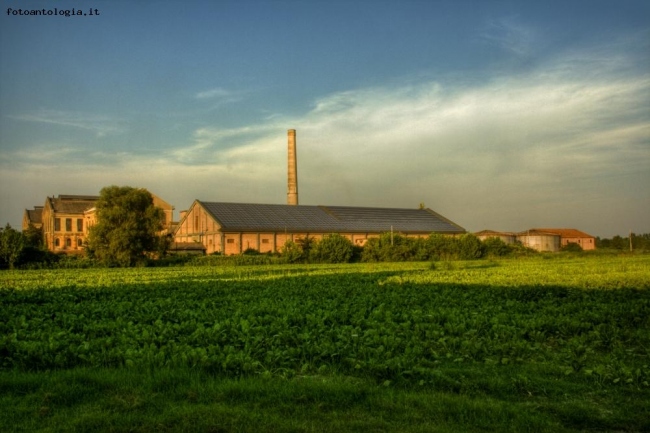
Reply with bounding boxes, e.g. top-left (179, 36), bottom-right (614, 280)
top-left (426, 234), bottom-right (460, 261)
top-left (482, 237), bottom-right (513, 257)
top-left (309, 234), bottom-right (354, 263)
top-left (361, 233), bottom-right (417, 262)
top-left (458, 234), bottom-right (484, 260)
top-left (561, 242), bottom-right (583, 252)
top-left (281, 240), bottom-right (306, 263)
